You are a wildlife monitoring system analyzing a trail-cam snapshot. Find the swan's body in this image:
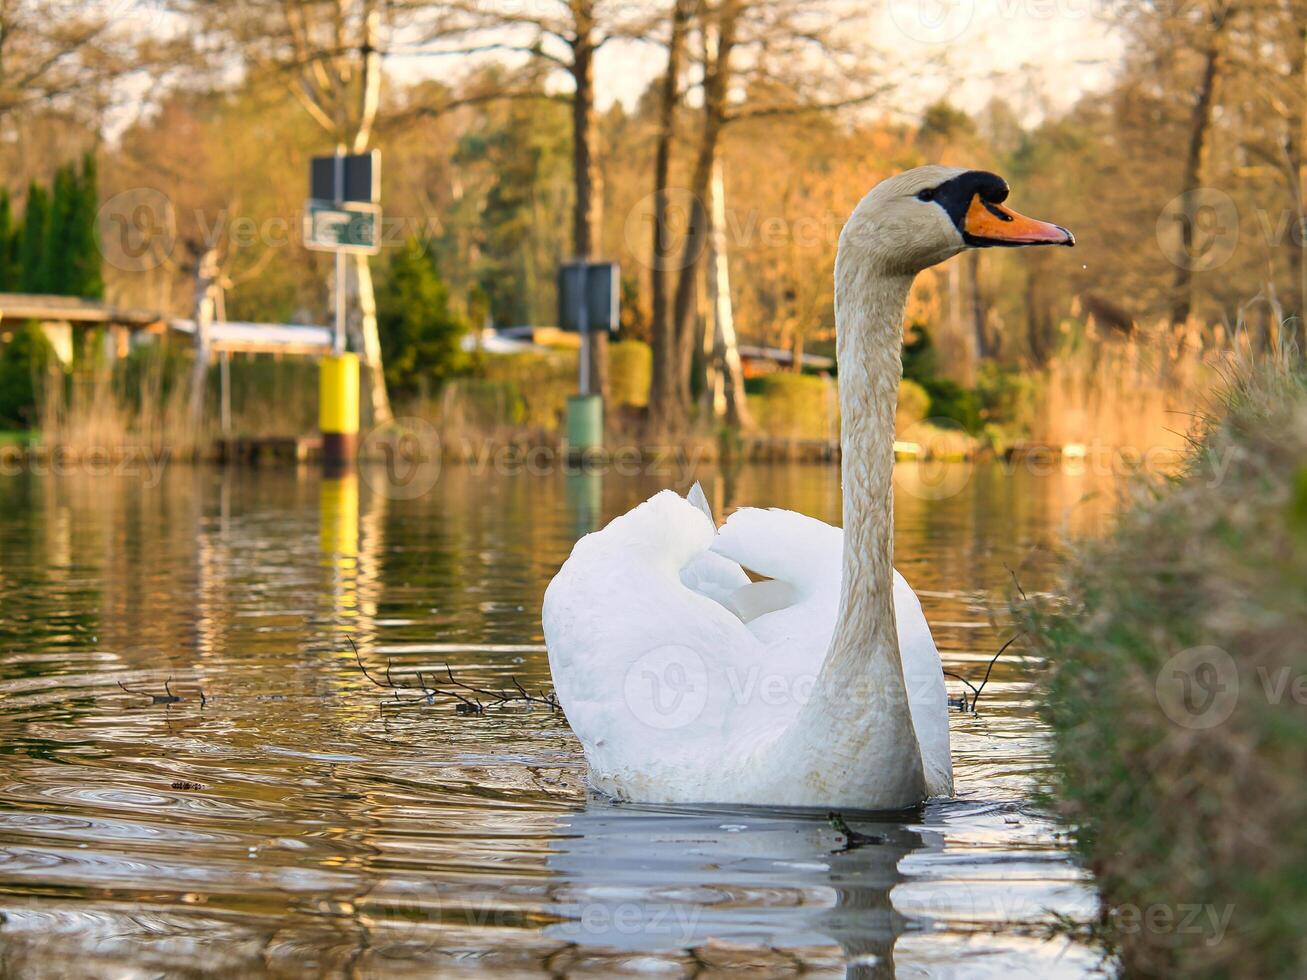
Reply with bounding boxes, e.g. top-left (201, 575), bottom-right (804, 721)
top-left (545, 491), bottom-right (954, 801)
top-left (544, 166), bottom-right (1072, 809)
